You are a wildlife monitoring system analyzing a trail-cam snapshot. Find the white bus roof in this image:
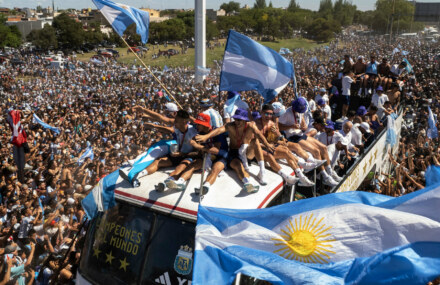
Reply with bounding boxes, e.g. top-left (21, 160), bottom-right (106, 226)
top-left (113, 163), bottom-right (292, 222)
